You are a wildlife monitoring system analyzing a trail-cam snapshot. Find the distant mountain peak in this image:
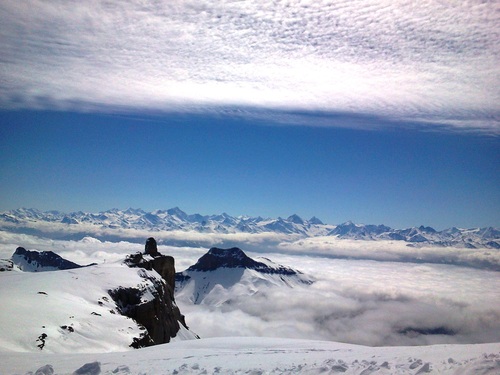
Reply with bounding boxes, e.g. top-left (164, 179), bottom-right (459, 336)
top-left (340, 220), bottom-right (356, 226)
top-left (1, 208), bottom-right (499, 249)
top-left (166, 207), bottom-right (188, 219)
top-left (287, 214), bottom-right (304, 225)
top-left (309, 216), bottom-right (324, 225)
